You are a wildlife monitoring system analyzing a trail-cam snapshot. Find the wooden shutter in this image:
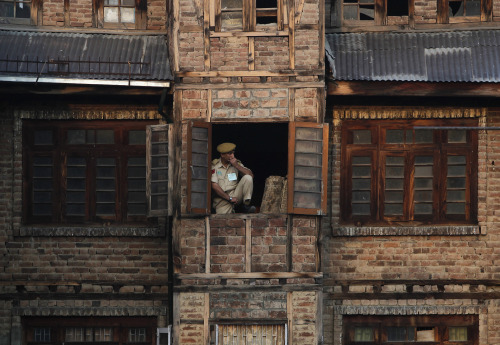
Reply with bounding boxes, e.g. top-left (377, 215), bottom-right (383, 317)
top-left (287, 122), bottom-right (329, 215)
top-left (147, 125), bottom-right (171, 216)
top-left (187, 122), bottom-right (212, 214)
